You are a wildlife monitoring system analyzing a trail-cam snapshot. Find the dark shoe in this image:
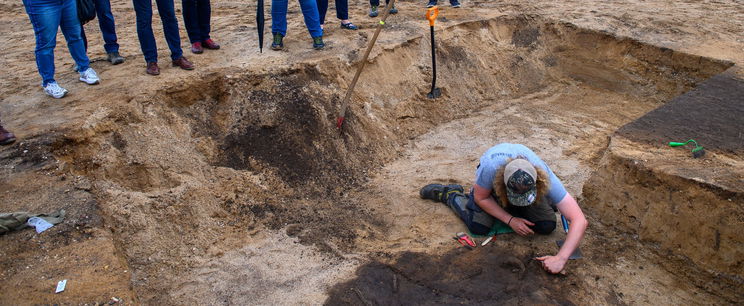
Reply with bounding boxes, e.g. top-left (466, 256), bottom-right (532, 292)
top-left (203, 38), bottom-right (220, 50)
top-left (312, 36), bottom-right (325, 50)
top-left (420, 184), bottom-right (464, 203)
top-left (388, 5), bottom-right (398, 14)
top-left (172, 56), bottom-right (195, 70)
top-left (426, 0), bottom-right (437, 7)
top-left (271, 33), bottom-right (284, 50)
top-left (369, 5), bottom-right (378, 17)
top-left (107, 52), bottom-right (125, 65)
top-left (450, 0), bottom-right (461, 7)
top-left (146, 62), bottom-right (160, 75)
top-left (0, 124), bottom-right (16, 145)
top-left (340, 22), bottom-right (358, 30)
top-left (191, 42), bottom-right (204, 54)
